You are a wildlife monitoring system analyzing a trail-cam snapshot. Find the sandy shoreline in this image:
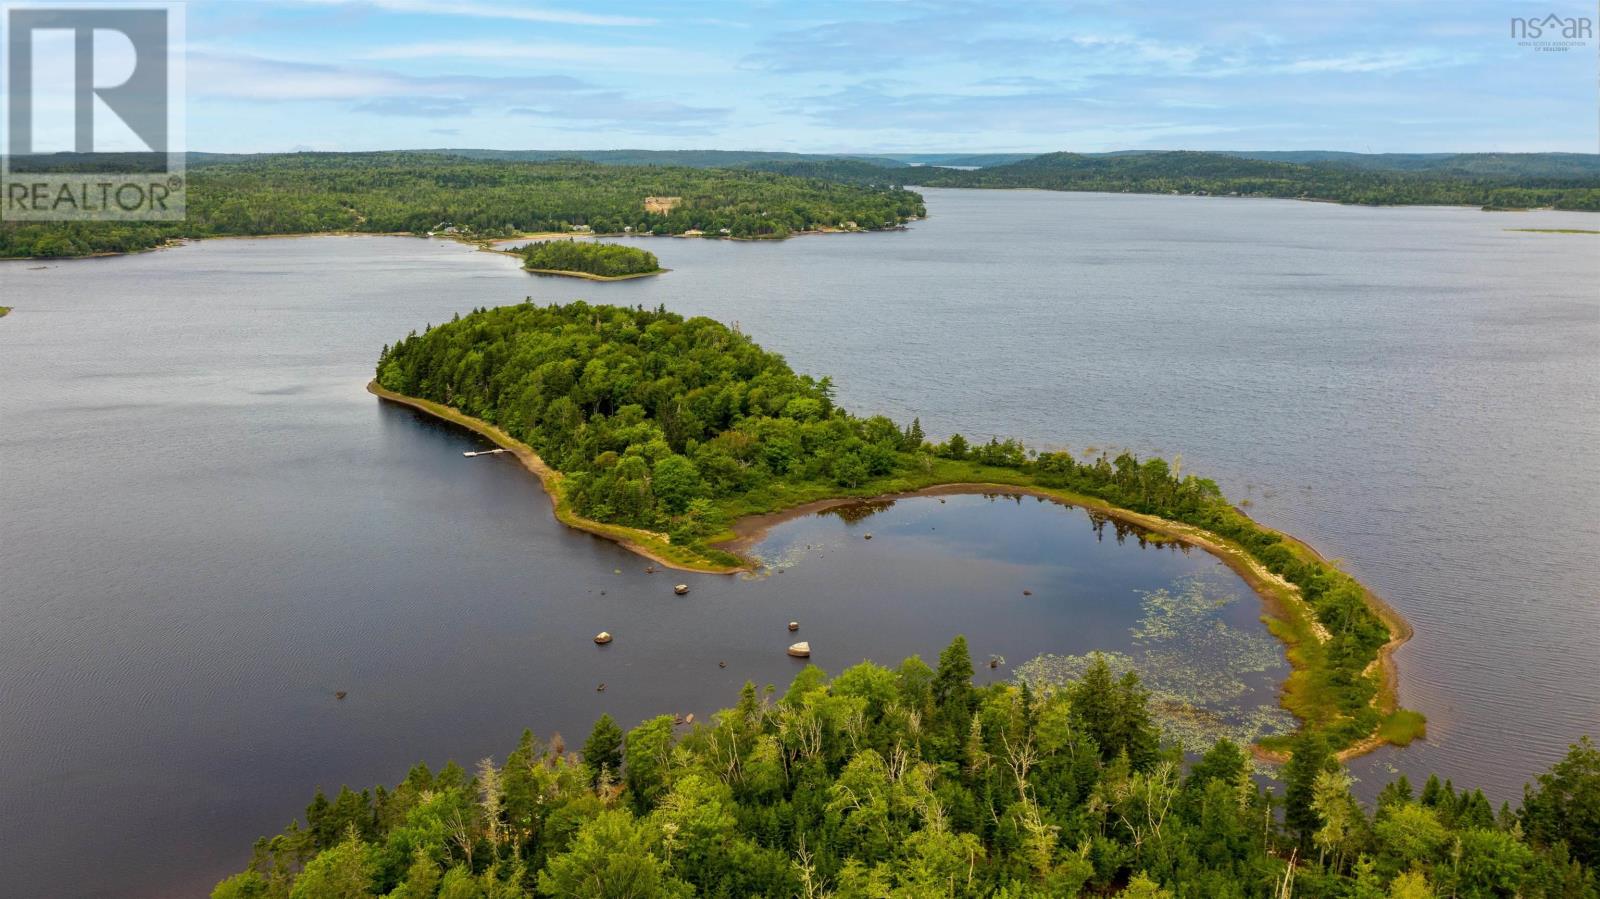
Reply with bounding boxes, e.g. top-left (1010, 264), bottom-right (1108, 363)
top-left (368, 381), bottom-right (742, 573)
top-left (521, 267), bottom-right (667, 281)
